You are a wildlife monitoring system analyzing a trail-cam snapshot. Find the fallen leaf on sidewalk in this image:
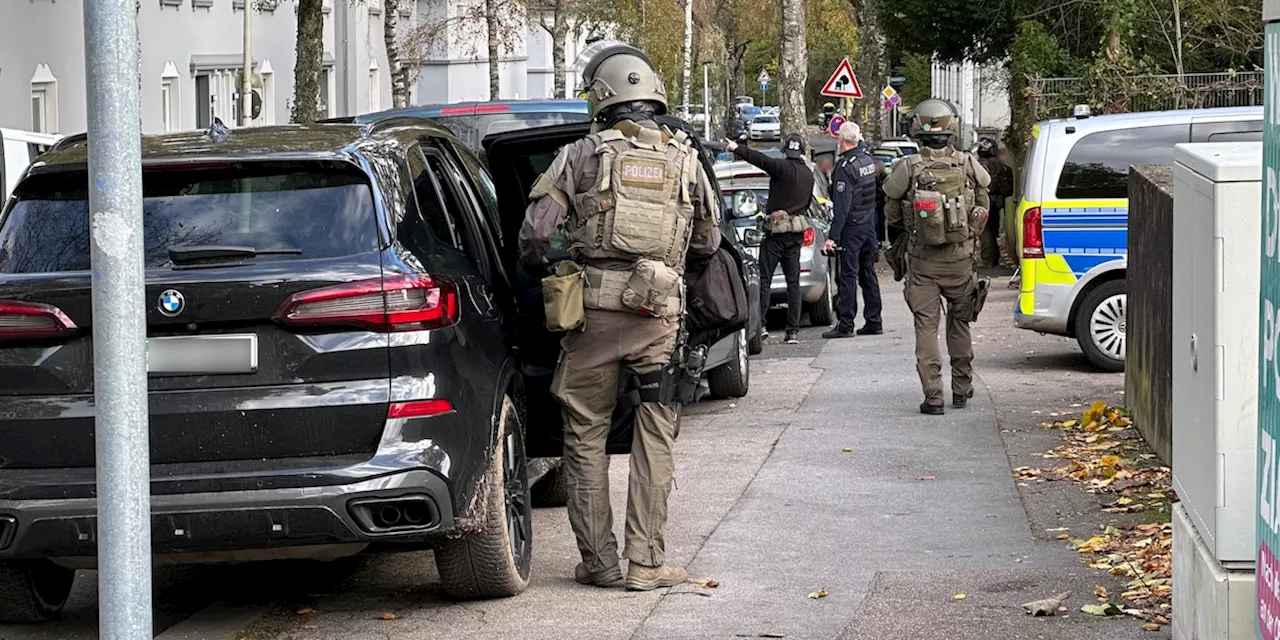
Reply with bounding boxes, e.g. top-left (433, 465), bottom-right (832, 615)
top-left (1094, 585), bottom-right (1109, 599)
top-left (1056, 533), bottom-right (1070, 540)
top-left (919, 476), bottom-right (936, 481)
top-left (953, 593), bottom-right (966, 600)
top-left (842, 447), bottom-right (853, 453)
top-left (695, 579), bottom-right (720, 589)
top-left (376, 612), bottom-right (399, 621)
top-left (1142, 623), bottom-right (1162, 631)
top-left (808, 589), bottom-right (829, 599)
top-left (295, 607), bottom-right (315, 615)
top-left (1081, 603), bottom-right (1122, 616)
top-left (1021, 592), bottom-right (1071, 616)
